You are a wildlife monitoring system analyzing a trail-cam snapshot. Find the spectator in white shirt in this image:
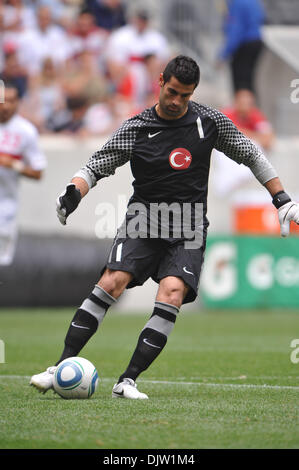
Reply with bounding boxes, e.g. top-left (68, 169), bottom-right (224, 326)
top-left (2, 0), bottom-right (37, 34)
top-left (16, 5), bottom-right (72, 76)
top-left (32, 0), bottom-right (83, 29)
top-left (68, 8), bottom-right (108, 73)
top-left (19, 57), bottom-right (65, 132)
top-left (105, 9), bottom-right (170, 109)
top-left (2, 0), bottom-right (37, 57)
